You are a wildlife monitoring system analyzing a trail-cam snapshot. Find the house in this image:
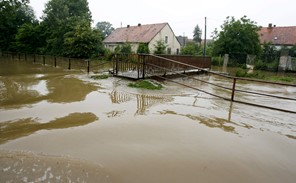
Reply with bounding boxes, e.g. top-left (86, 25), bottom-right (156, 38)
top-left (258, 24), bottom-right (296, 49)
top-left (103, 23), bottom-right (181, 54)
